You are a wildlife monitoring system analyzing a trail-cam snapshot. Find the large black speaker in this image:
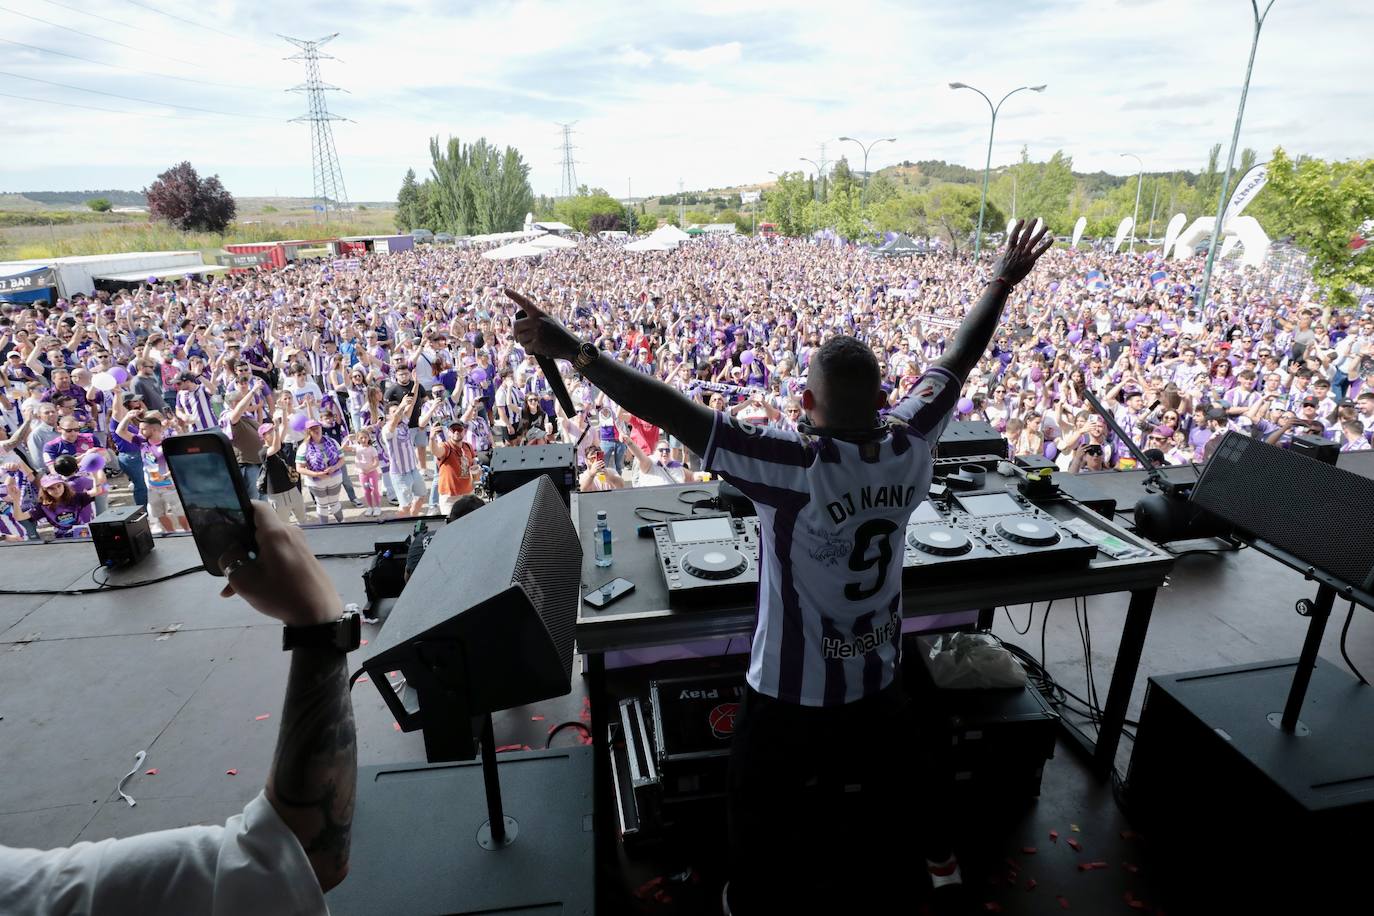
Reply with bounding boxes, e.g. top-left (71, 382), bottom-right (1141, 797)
top-left (1192, 432), bottom-right (1374, 591)
top-left (357, 475), bottom-right (582, 762)
top-left (489, 443), bottom-right (576, 505)
top-left (937, 420), bottom-right (1007, 459)
top-left (89, 504), bottom-right (154, 568)
top-left (1126, 659), bottom-right (1374, 910)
